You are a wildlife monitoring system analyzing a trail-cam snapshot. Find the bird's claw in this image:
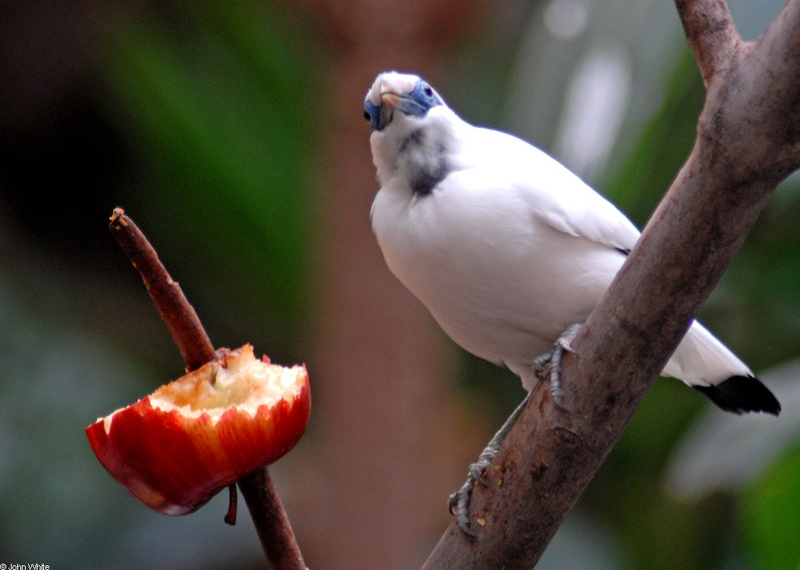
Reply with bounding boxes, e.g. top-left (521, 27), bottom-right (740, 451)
top-left (448, 460), bottom-right (491, 537)
top-left (448, 442), bottom-right (500, 536)
top-left (533, 322), bottom-right (582, 407)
